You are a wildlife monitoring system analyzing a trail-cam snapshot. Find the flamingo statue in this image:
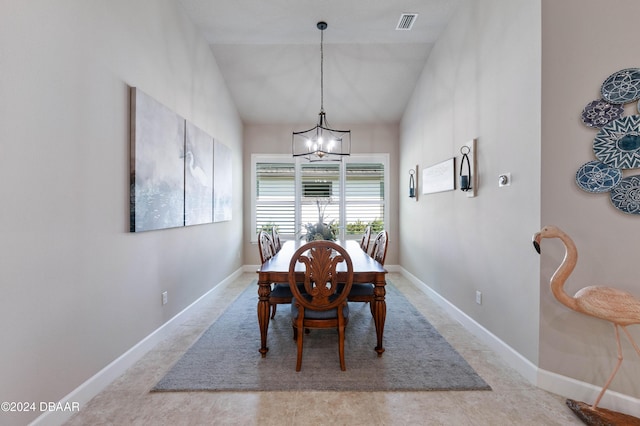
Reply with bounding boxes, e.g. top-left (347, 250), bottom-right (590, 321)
top-left (533, 225), bottom-right (640, 418)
